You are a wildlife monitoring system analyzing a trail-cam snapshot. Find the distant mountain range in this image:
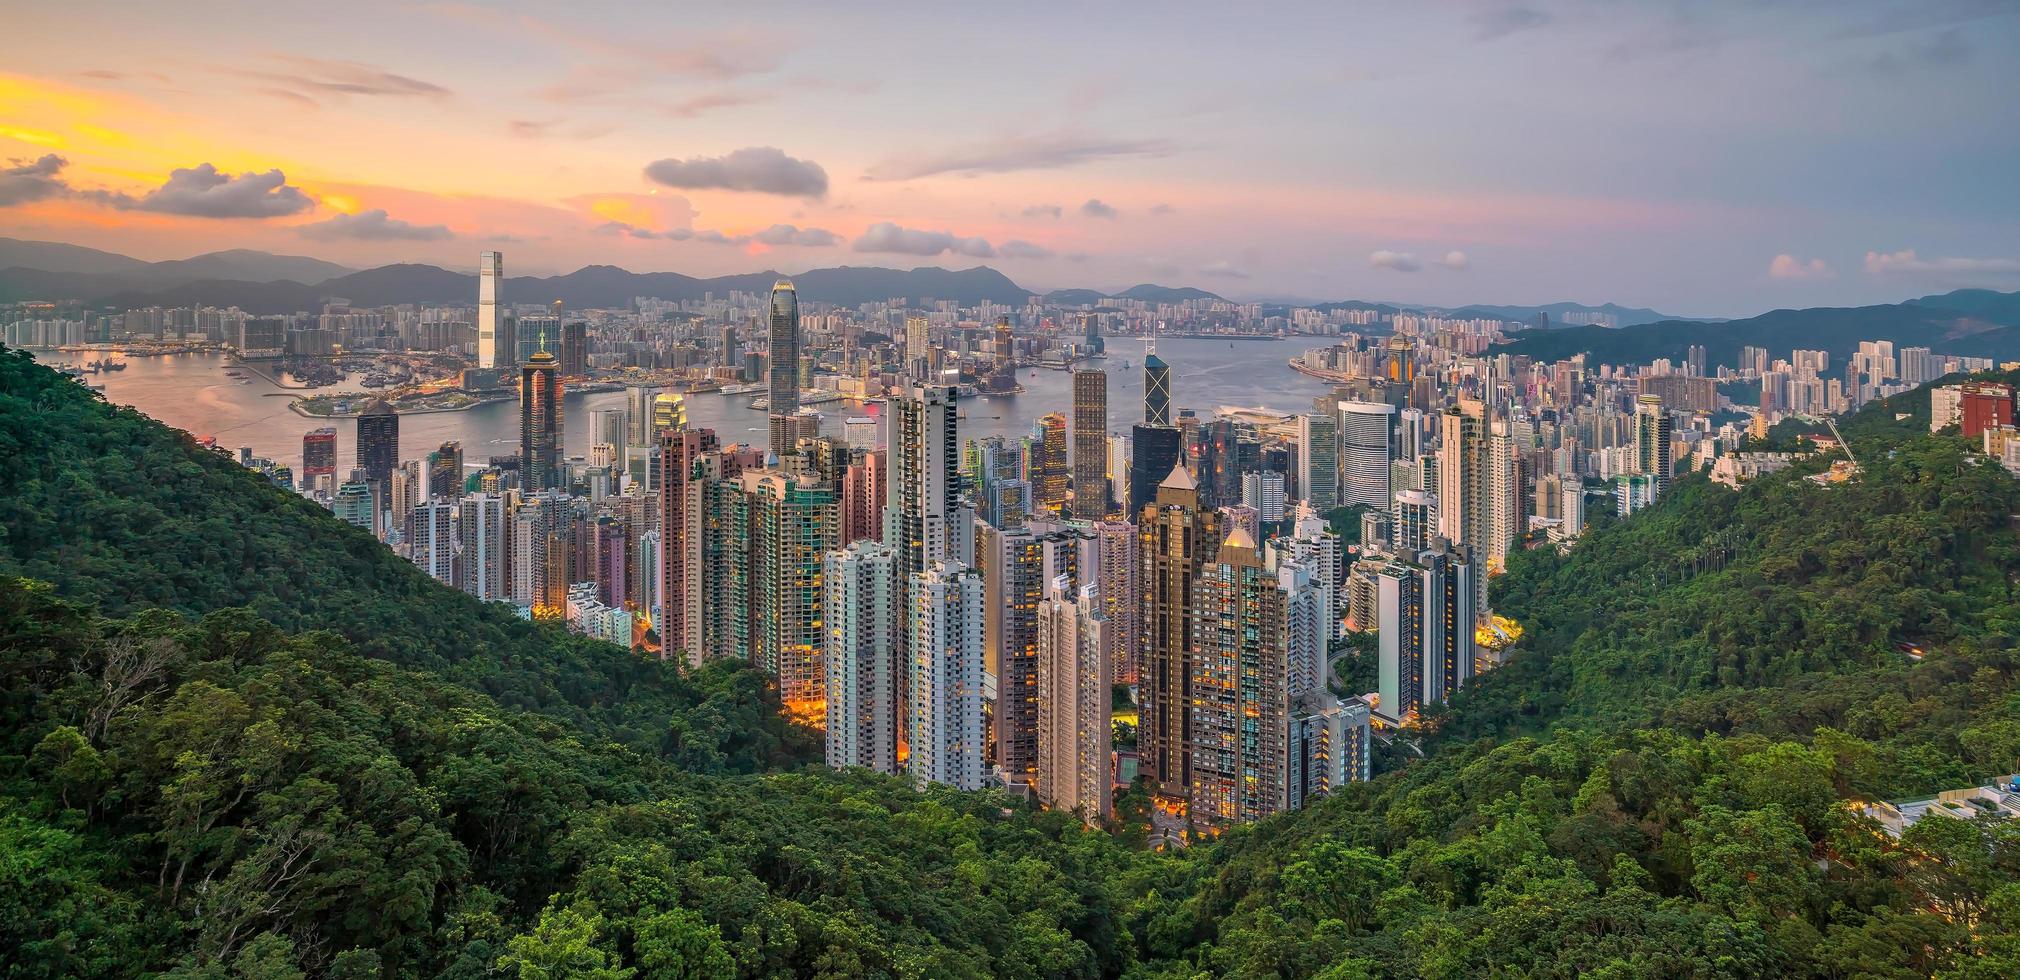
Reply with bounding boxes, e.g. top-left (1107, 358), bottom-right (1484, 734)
top-left (1445, 300), bottom-right (1711, 328)
top-left (1493, 289), bottom-right (2020, 365)
top-left (0, 238), bottom-right (355, 285)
